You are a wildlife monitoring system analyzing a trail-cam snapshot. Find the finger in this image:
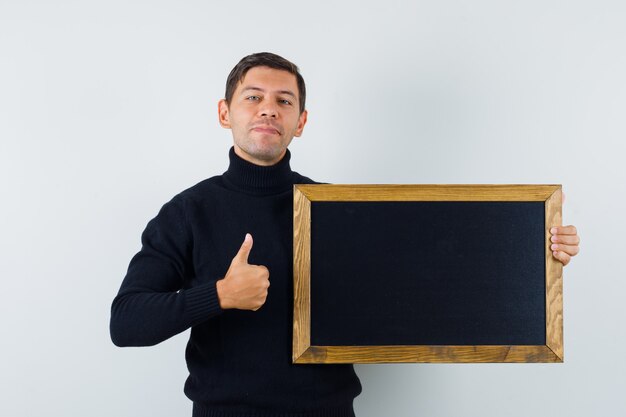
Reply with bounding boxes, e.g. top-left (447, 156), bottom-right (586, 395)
top-left (550, 243), bottom-right (580, 257)
top-left (258, 264), bottom-right (270, 277)
top-left (233, 233), bottom-right (253, 264)
top-left (552, 250), bottom-right (571, 266)
top-left (550, 234), bottom-right (580, 245)
top-left (550, 225), bottom-right (578, 236)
